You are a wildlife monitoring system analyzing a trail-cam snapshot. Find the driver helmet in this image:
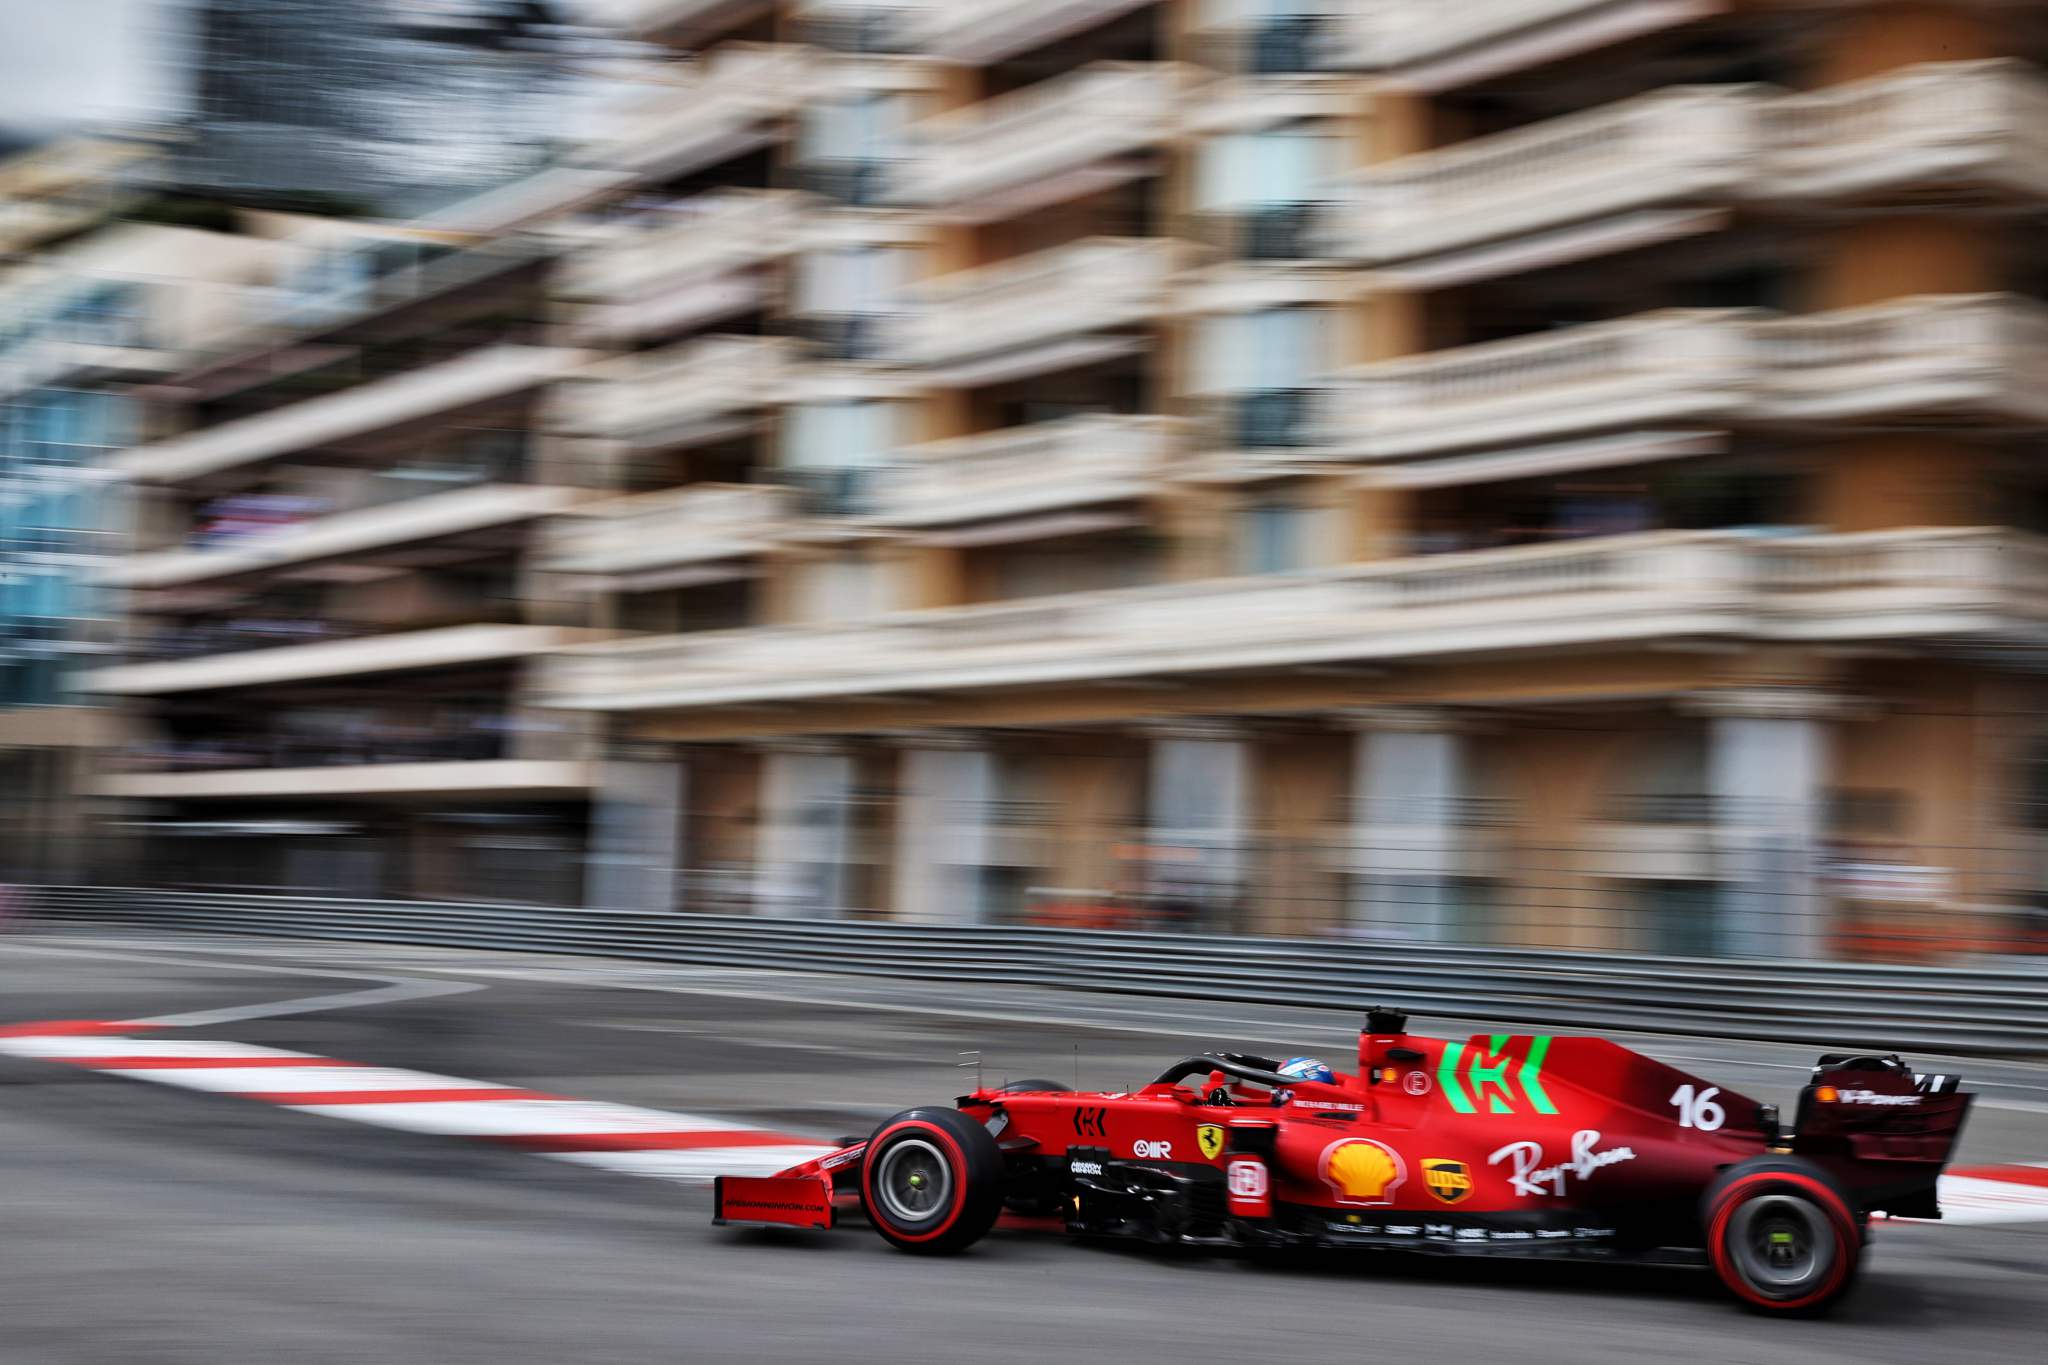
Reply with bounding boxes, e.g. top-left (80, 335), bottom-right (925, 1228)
top-left (1277, 1056), bottom-right (1336, 1086)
